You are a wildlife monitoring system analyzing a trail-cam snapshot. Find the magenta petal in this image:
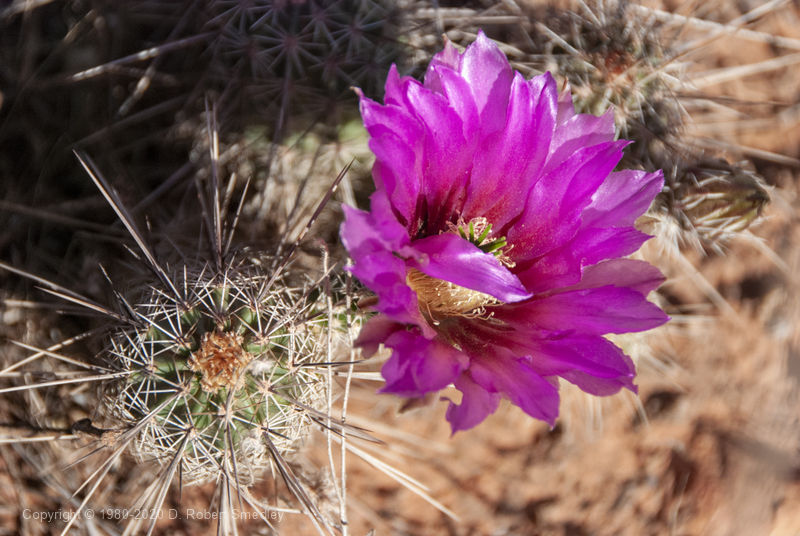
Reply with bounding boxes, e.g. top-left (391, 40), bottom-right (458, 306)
top-left (360, 97), bottom-right (423, 145)
top-left (496, 287), bottom-right (669, 335)
top-left (409, 233), bottom-right (531, 303)
top-left (508, 140), bottom-right (627, 263)
top-left (428, 37), bottom-right (463, 74)
top-left (340, 194), bottom-right (409, 259)
top-left (444, 372), bottom-right (502, 433)
top-left (463, 325), bottom-right (637, 391)
top-left (569, 226), bottom-right (652, 267)
top-left (556, 81), bottom-right (576, 122)
top-left (367, 135), bottom-right (421, 226)
top-left (515, 226), bottom-right (652, 294)
top-left (355, 316), bottom-right (406, 358)
top-left (379, 329), bottom-right (469, 397)
top-left (464, 72), bottom-right (558, 229)
top-left (359, 93), bottom-right (427, 227)
top-left (547, 109), bottom-right (616, 173)
top-left (341, 196), bottom-right (434, 337)
top-left (459, 31), bottom-right (513, 136)
top-left (426, 64), bottom-right (481, 151)
top-left (469, 348), bottom-right (560, 425)
top-left (583, 169), bottom-right (664, 228)
top-left (561, 369), bottom-right (636, 396)
top-left (347, 251), bottom-right (433, 336)
top-left (537, 337), bottom-right (637, 396)
top-left (528, 336), bottom-right (636, 394)
top-left (514, 252), bottom-right (582, 295)
top-left (404, 81), bottom-right (474, 228)
top-left (568, 259), bottom-right (666, 295)
top-left (383, 64), bottom-right (405, 106)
